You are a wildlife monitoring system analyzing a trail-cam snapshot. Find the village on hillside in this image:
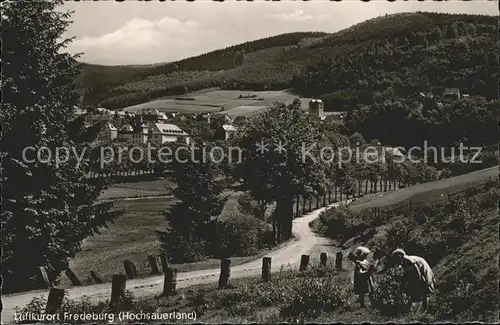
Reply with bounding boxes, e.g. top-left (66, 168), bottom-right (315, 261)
top-left (73, 87), bottom-right (467, 150)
